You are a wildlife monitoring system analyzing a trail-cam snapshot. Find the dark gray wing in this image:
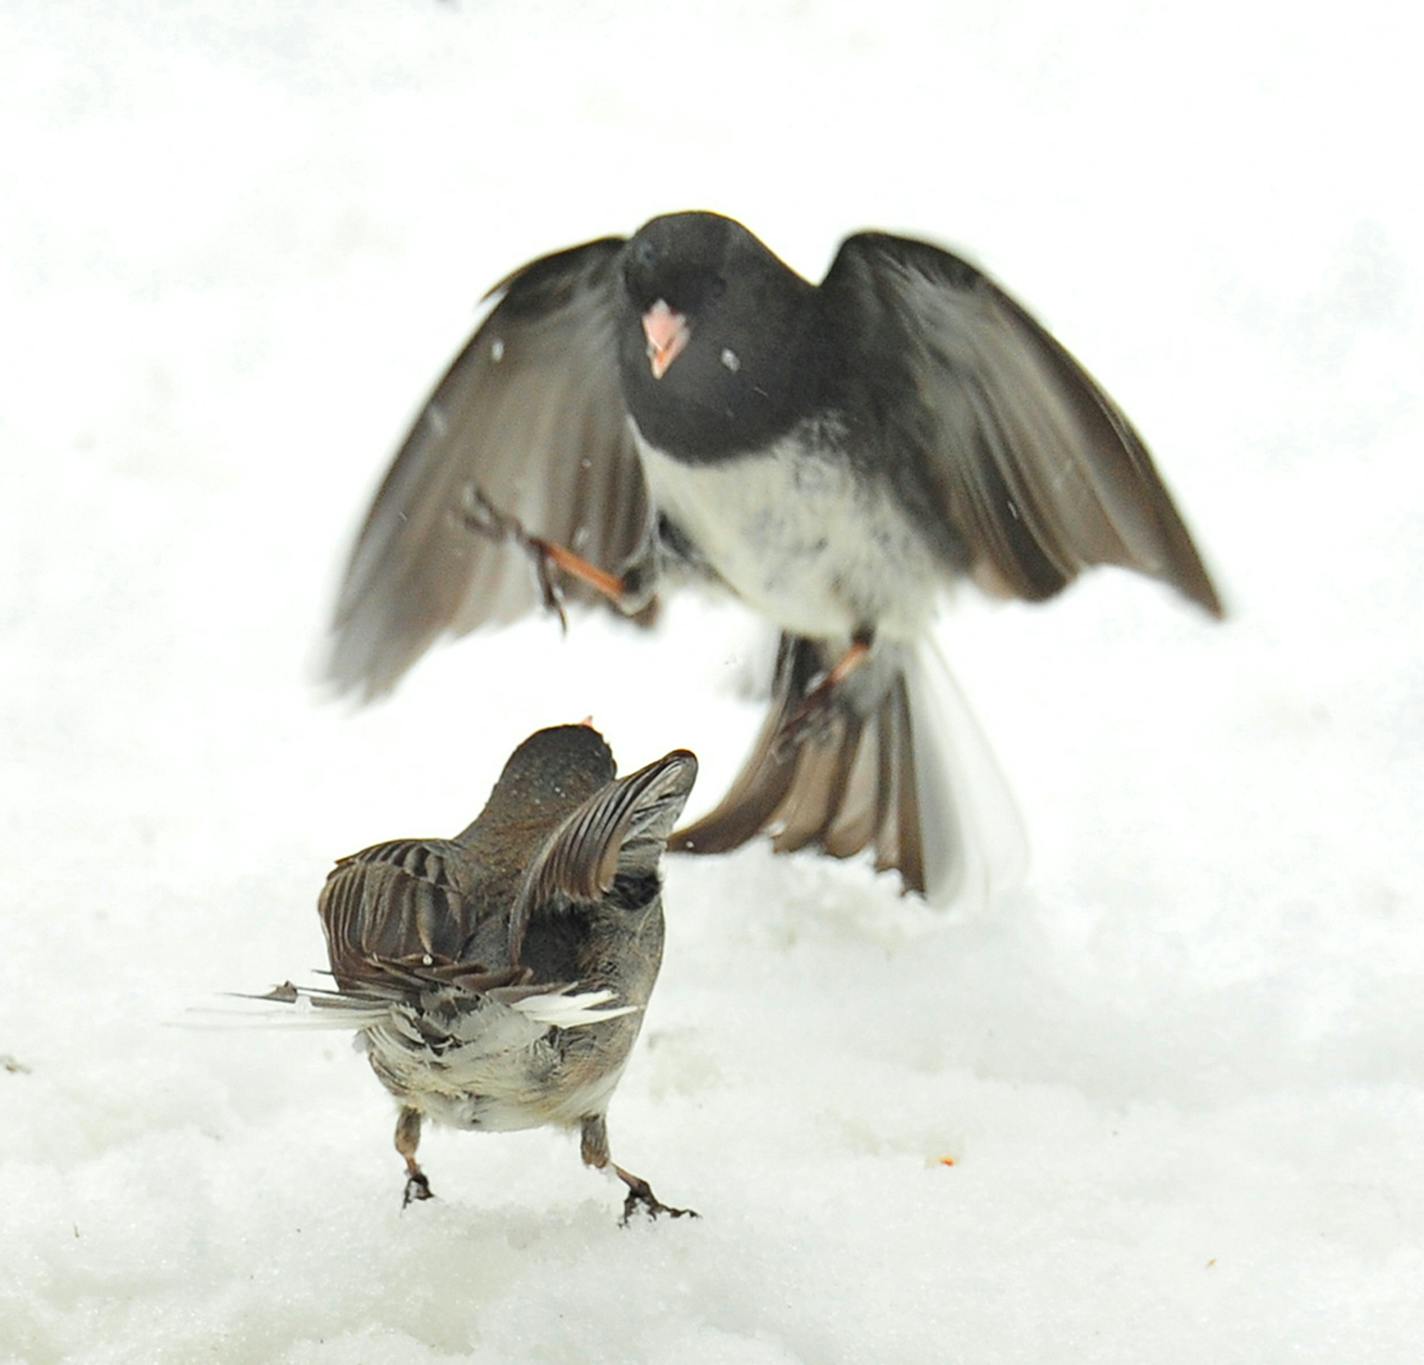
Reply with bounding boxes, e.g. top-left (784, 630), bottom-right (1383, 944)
top-left (507, 750), bottom-right (698, 961)
top-left (318, 837), bottom-right (518, 992)
top-left (329, 237), bottom-right (656, 698)
top-left (822, 233), bottom-right (1223, 614)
